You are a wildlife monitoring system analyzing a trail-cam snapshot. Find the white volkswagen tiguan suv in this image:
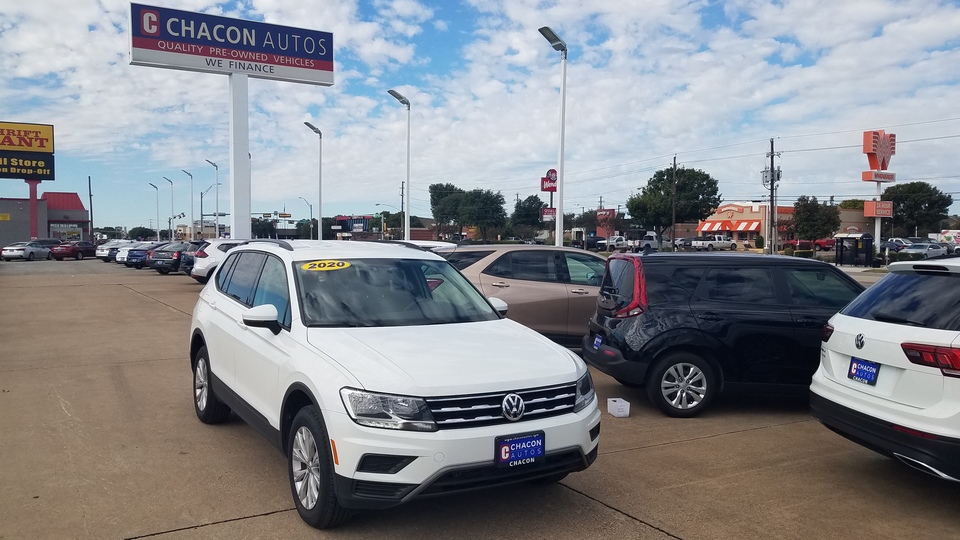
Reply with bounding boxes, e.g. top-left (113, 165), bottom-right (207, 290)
top-left (189, 240), bottom-right (600, 528)
top-left (810, 257), bottom-right (960, 481)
